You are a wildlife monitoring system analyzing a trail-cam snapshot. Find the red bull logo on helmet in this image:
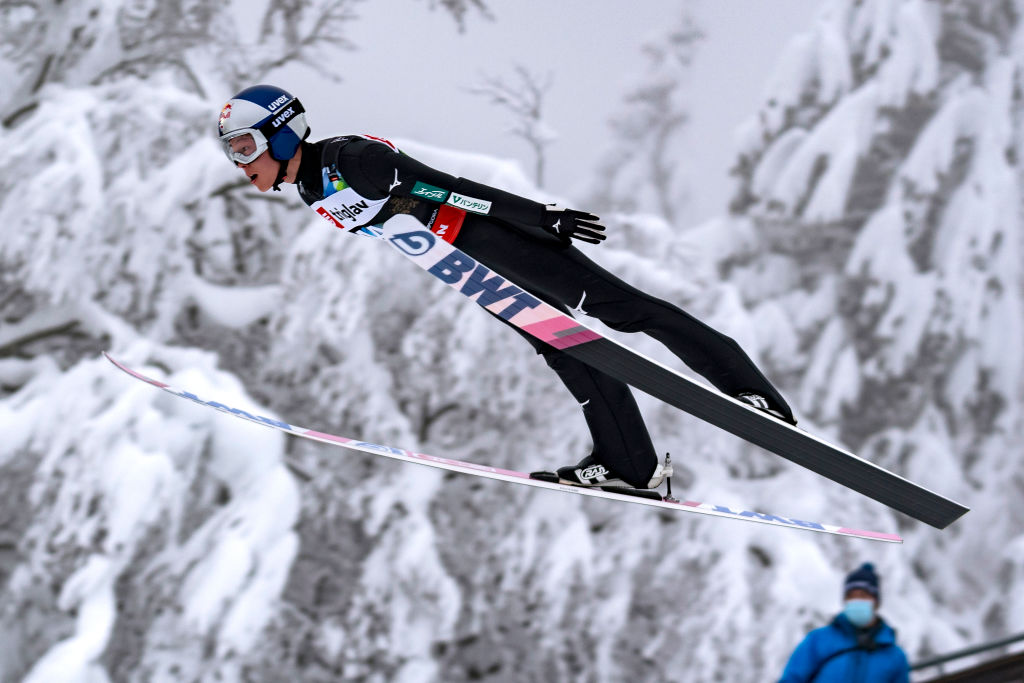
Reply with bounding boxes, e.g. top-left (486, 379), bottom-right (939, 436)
top-left (218, 102), bottom-right (232, 135)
